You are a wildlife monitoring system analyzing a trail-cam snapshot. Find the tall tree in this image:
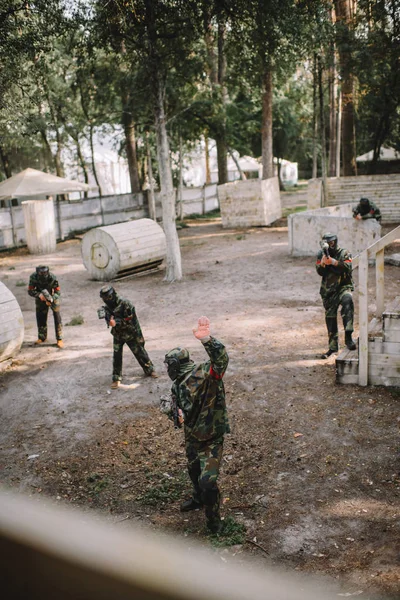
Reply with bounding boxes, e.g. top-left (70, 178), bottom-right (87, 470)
top-left (95, 0), bottom-right (202, 282)
top-left (334, 0), bottom-right (357, 176)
